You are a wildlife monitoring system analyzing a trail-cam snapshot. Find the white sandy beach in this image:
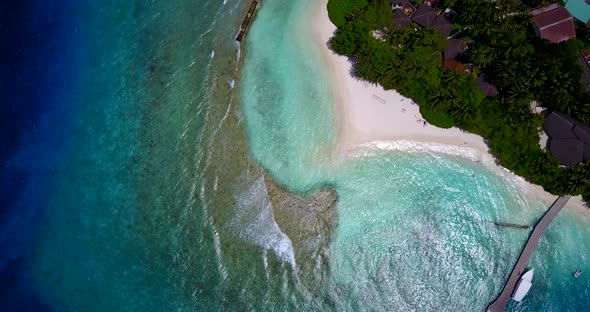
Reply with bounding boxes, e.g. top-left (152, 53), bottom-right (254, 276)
top-left (310, 0), bottom-right (589, 218)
